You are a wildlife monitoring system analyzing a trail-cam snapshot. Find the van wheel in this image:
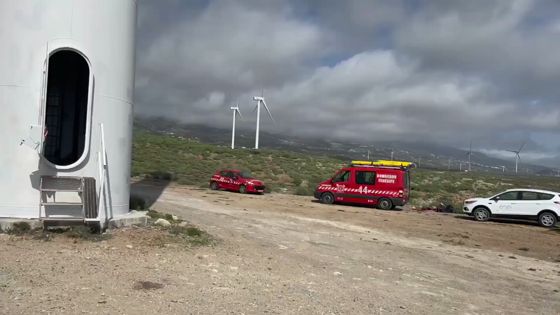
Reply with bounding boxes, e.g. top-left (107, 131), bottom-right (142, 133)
top-left (377, 198), bottom-right (392, 210)
top-left (239, 185), bottom-right (247, 194)
top-left (210, 182), bottom-right (219, 190)
top-left (320, 192), bottom-right (334, 205)
top-left (473, 207), bottom-right (490, 222)
top-left (538, 211), bottom-right (557, 227)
